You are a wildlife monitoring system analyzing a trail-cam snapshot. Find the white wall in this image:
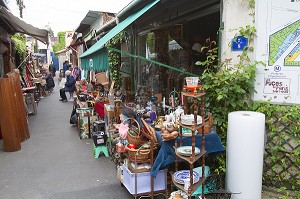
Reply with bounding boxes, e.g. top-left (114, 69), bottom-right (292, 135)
top-left (221, 0), bottom-right (254, 64)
